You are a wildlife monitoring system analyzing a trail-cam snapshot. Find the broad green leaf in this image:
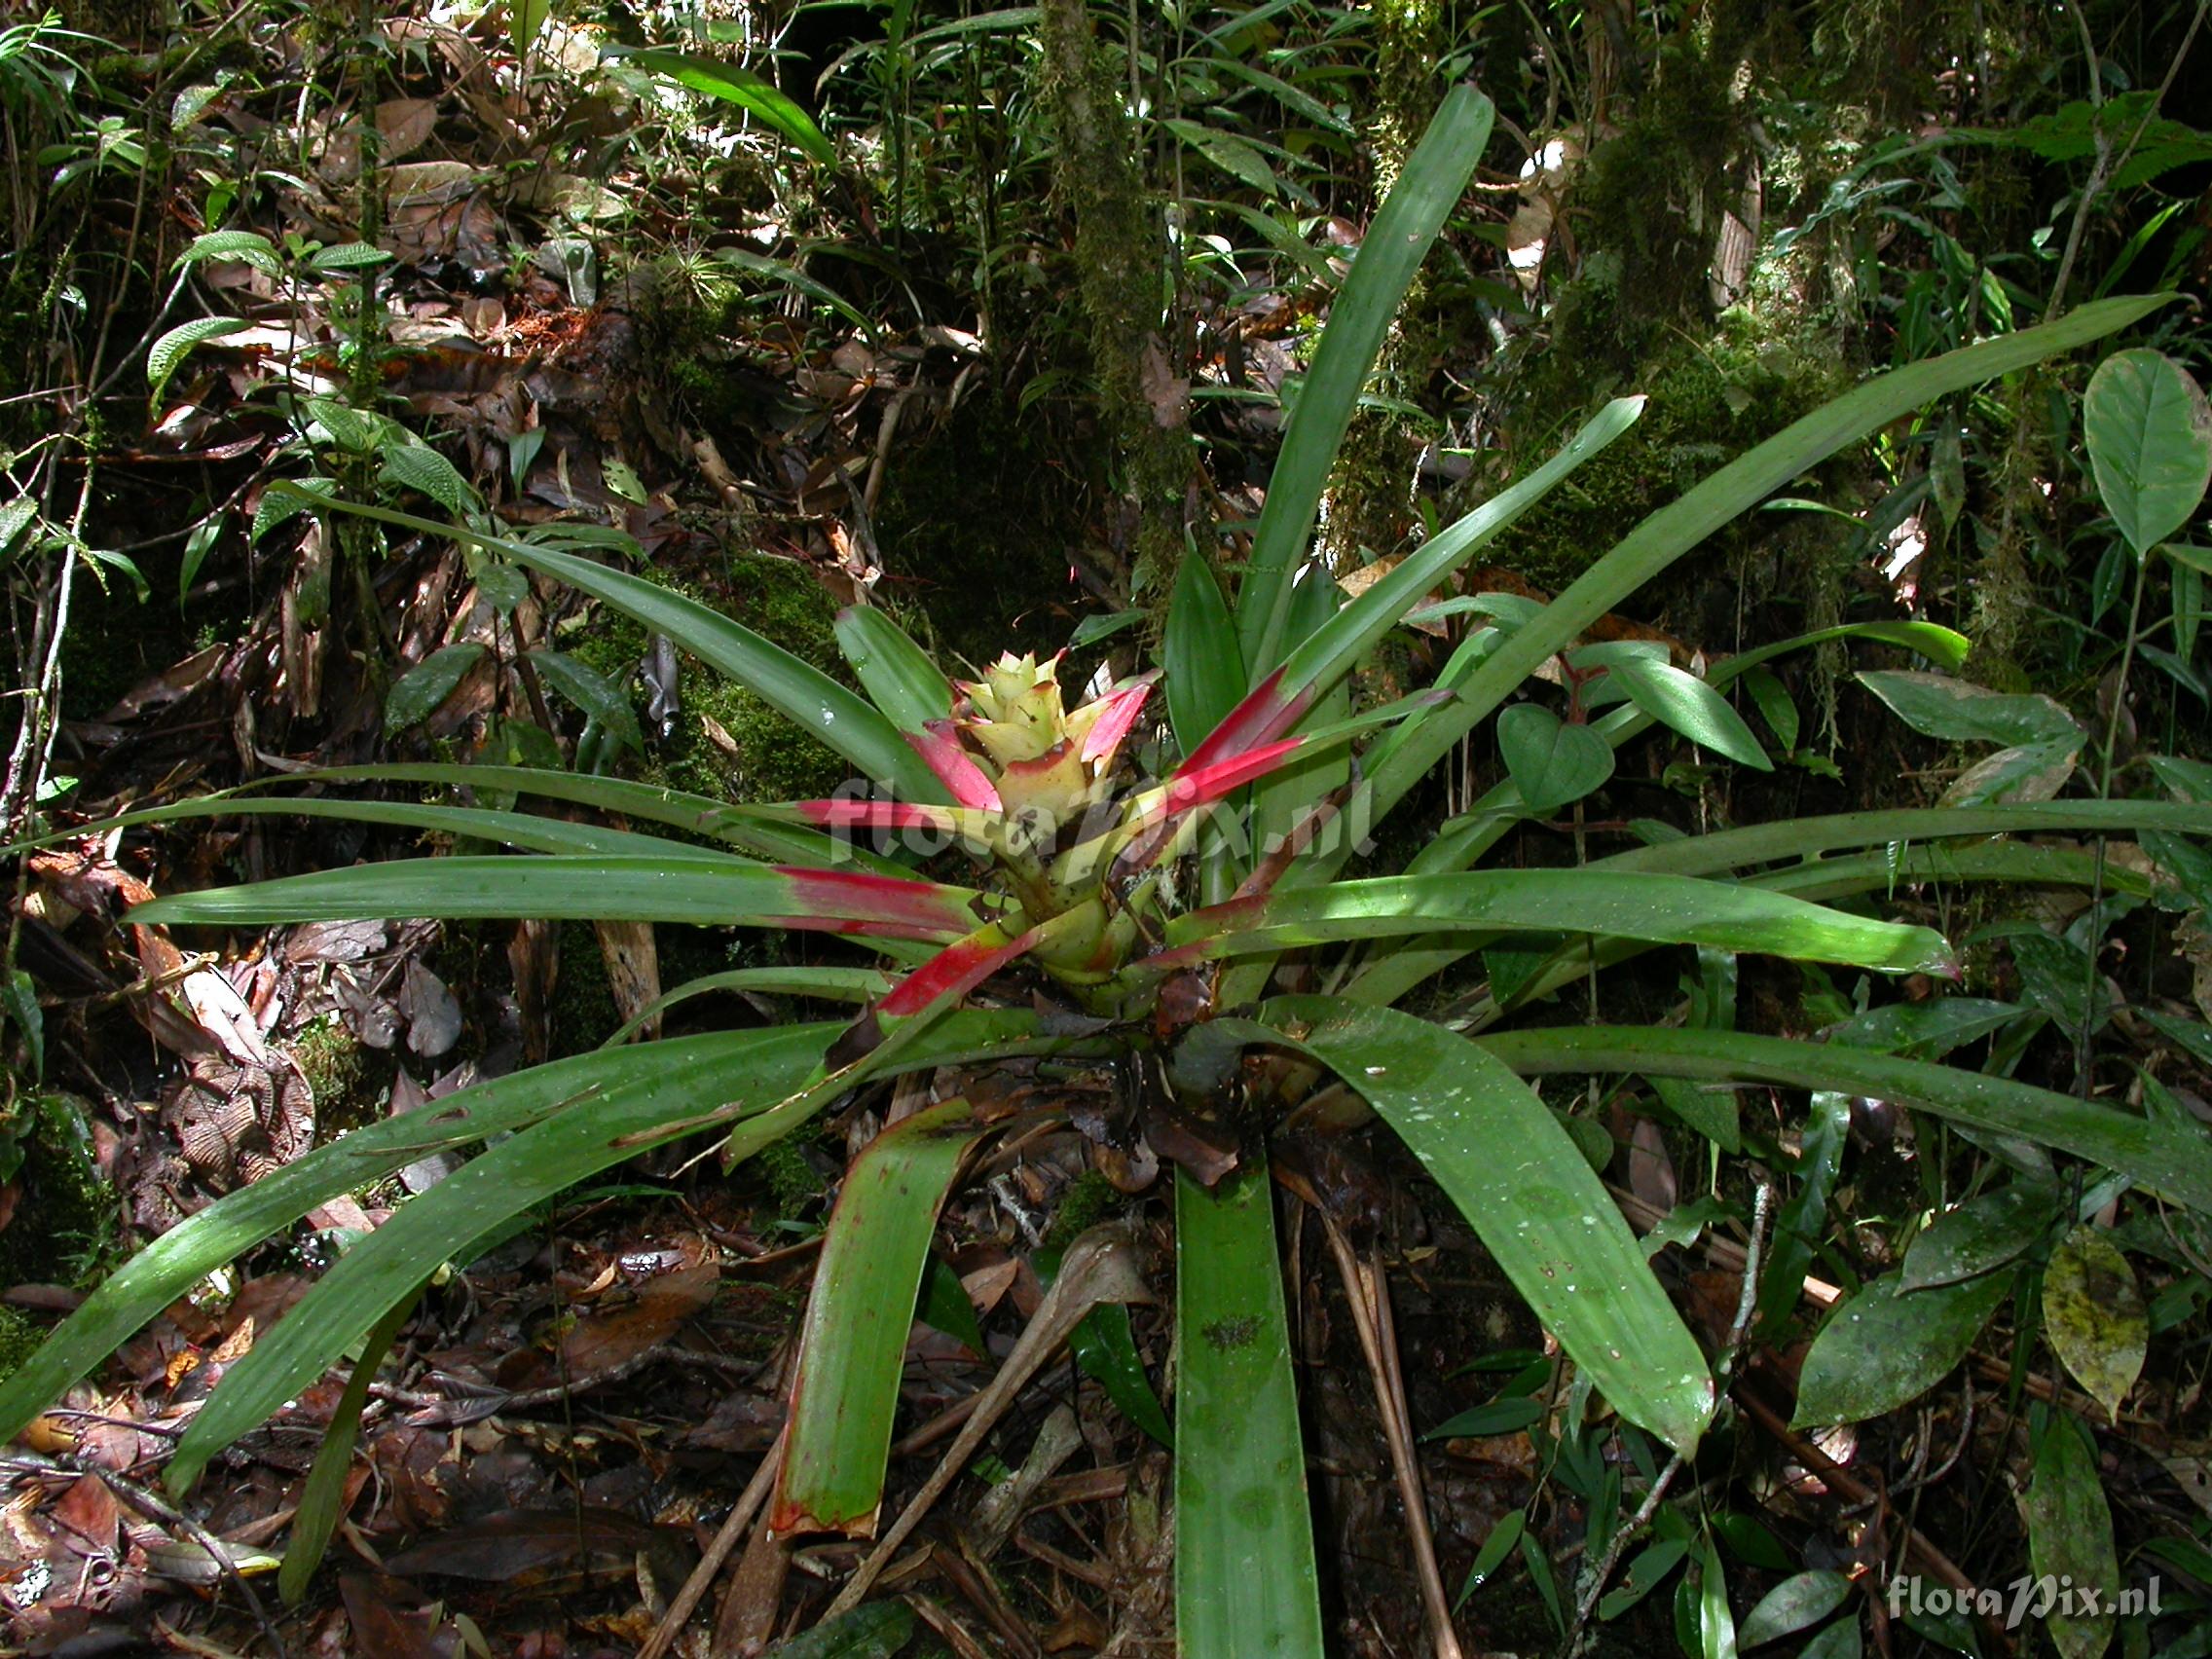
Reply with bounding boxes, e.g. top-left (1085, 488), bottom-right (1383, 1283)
top-left (1791, 1271), bottom-right (2009, 1427)
top-left (1649, 1075), bottom-right (1740, 1154)
top-left (1237, 86), bottom-right (1494, 676)
top-left (834, 605), bottom-right (953, 730)
top-left (1164, 117), bottom-right (1280, 196)
top-left (1902, 1183), bottom-right (2059, 1290)
top-left (1495, 705), bottom-right (1614, 814)
top-left (1611, 660), bottom-right (1771, 769)
top-left (1477, 1024), bottom-right (2212, 1216)
top-left (1425, 1397), bottom-right (1545, 1439)
top-left (1699, 1533), bottom-right (1738, 1659)
top-left (756, 1601), bottom-right (916, 1657)
top-left (1824, 997), bottom-right (2029, 1060)
top-left (147, 316), bottom-right (250, 405)
top-left (386, 643), bottom-right (486, 729)
top-left (1160, 870), bottom-right (1955, 976)
top-left (1165, 553), bottom-right (1244, 754)
top-left (1175, 1167), bottom-right (1325, 1659)
top-left (253, 476), bottom-right (334, 542)
top-left (509, 0), bottom-right (552, 56)
top-left (1801, 1617), bottom-right (1863, 1659)
top-left (259, 488), bottom-right (947, 803)
top-left (1739, 1569), bottom-right (1854, 1649)
top-left (1856, 670), bottom-right (2081, 749)
top-left (1455, 1510), bottom-right (1526, 1609)
top-left (377, 442), bottom-right (483, 520)
top-left (2020, 1416), bottom-right (2120, 1659)
top-left (0, 1029), bottom-right (818, 1447)
top-left (306, 240), bottom-right (390, 272)
top-left (1741, 664), bottom-right (1800, 752)
top-left (1265, 394), bottom-right (1640, 744)
top-left (1068, 1304), bottom-right (1172, 1447)
top-left (2083, 348), bottom-right (2212, 559)
top-left (129, 856), bottom-right (990, 940)
top-left (175, 229), bottom-right (280, 274)
top-left (2043, 1225), bottom-right (2147, 1420)
top-left (1599, 1537), bottom-right (1689, 1621)
top-left (529, 648), bottom-right (645, 756)
top-left (1360, 295), bottom-right (2173, 832)
top-left (1251, 998), bottom-right (1716, 1454)
top-left (161, 1010), bottom-right (1066, 1493)
top-left (625, 49), bottom-right (836, 166)
top-left (775, 1098), bottom-right (986, 1534)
